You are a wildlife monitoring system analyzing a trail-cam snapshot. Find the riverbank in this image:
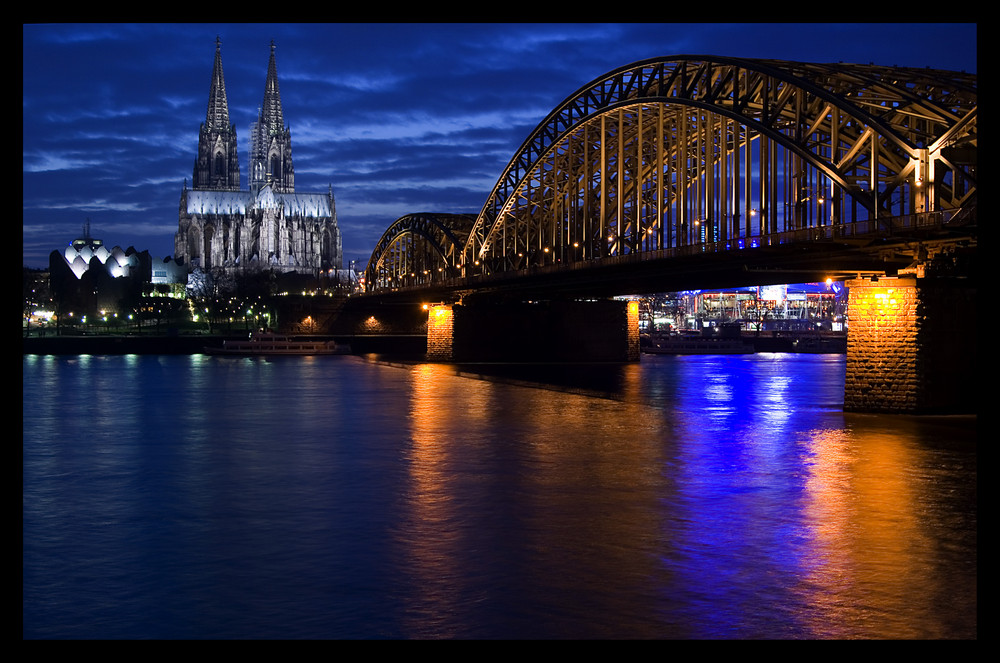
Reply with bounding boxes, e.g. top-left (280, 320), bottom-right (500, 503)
top-left (24, 332), bottom-right (845, 356)
top-left (22, 333), bottom-right (428, 356)
top-left (21, 334), bottom-right (242, 355)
